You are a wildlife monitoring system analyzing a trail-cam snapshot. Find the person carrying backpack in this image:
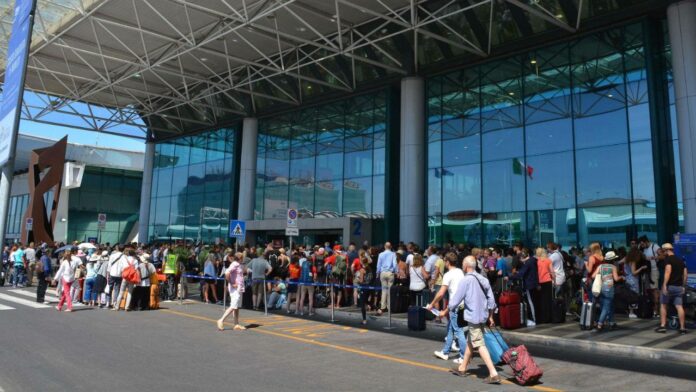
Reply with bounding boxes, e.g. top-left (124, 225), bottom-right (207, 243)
top-left (297, 256), bottom-right (316, 316)
top-left (332, 248), bottom-right (348, 308)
